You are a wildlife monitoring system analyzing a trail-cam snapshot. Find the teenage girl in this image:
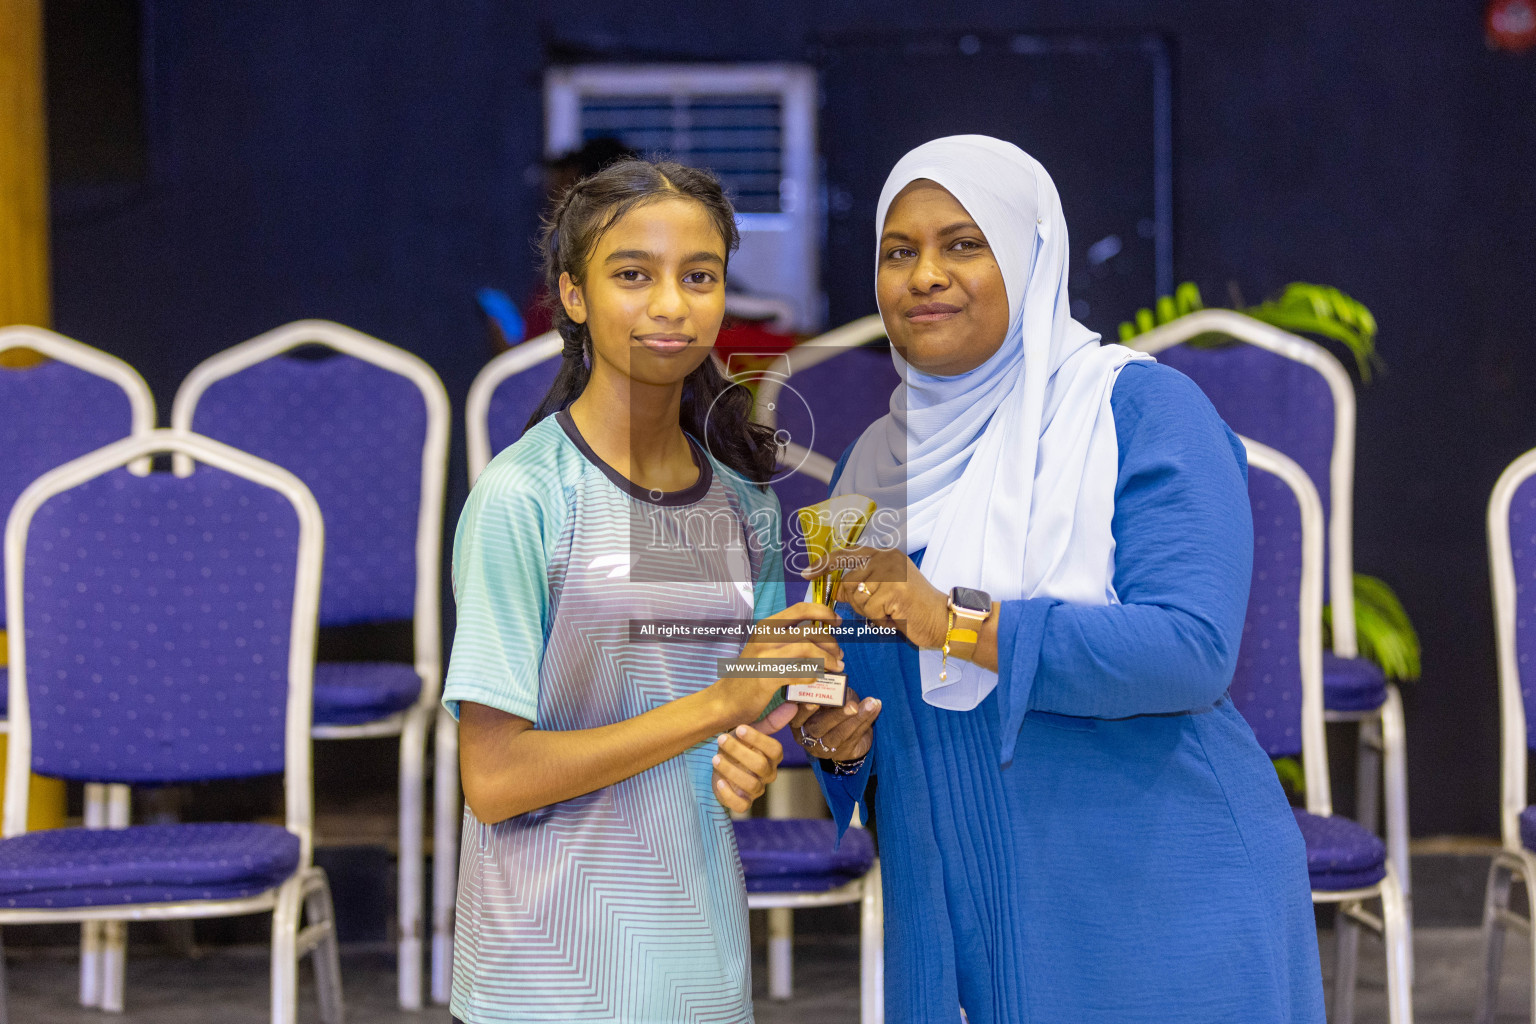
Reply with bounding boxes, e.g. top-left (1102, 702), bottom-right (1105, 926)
top-left (442, 158), bottom-right (841, 1024)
